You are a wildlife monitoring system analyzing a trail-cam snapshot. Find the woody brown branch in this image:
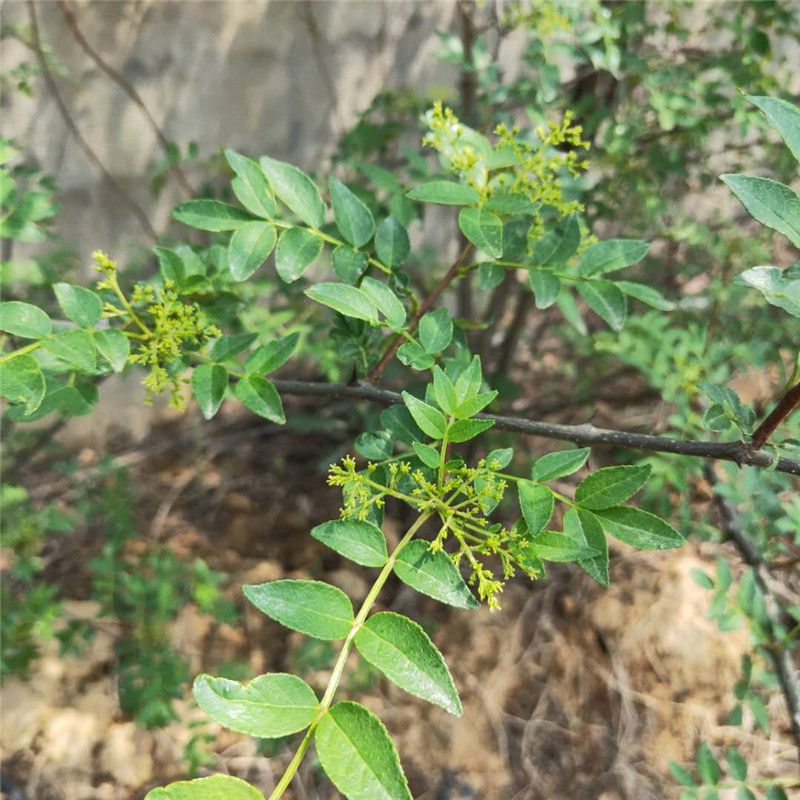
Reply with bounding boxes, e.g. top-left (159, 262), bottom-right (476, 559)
top-left (751, 380), bottom-right (800, 450)
top-left (367, 243), bottom-right (474, 383)
top-left (271, 379), bottom-right (800, 476)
